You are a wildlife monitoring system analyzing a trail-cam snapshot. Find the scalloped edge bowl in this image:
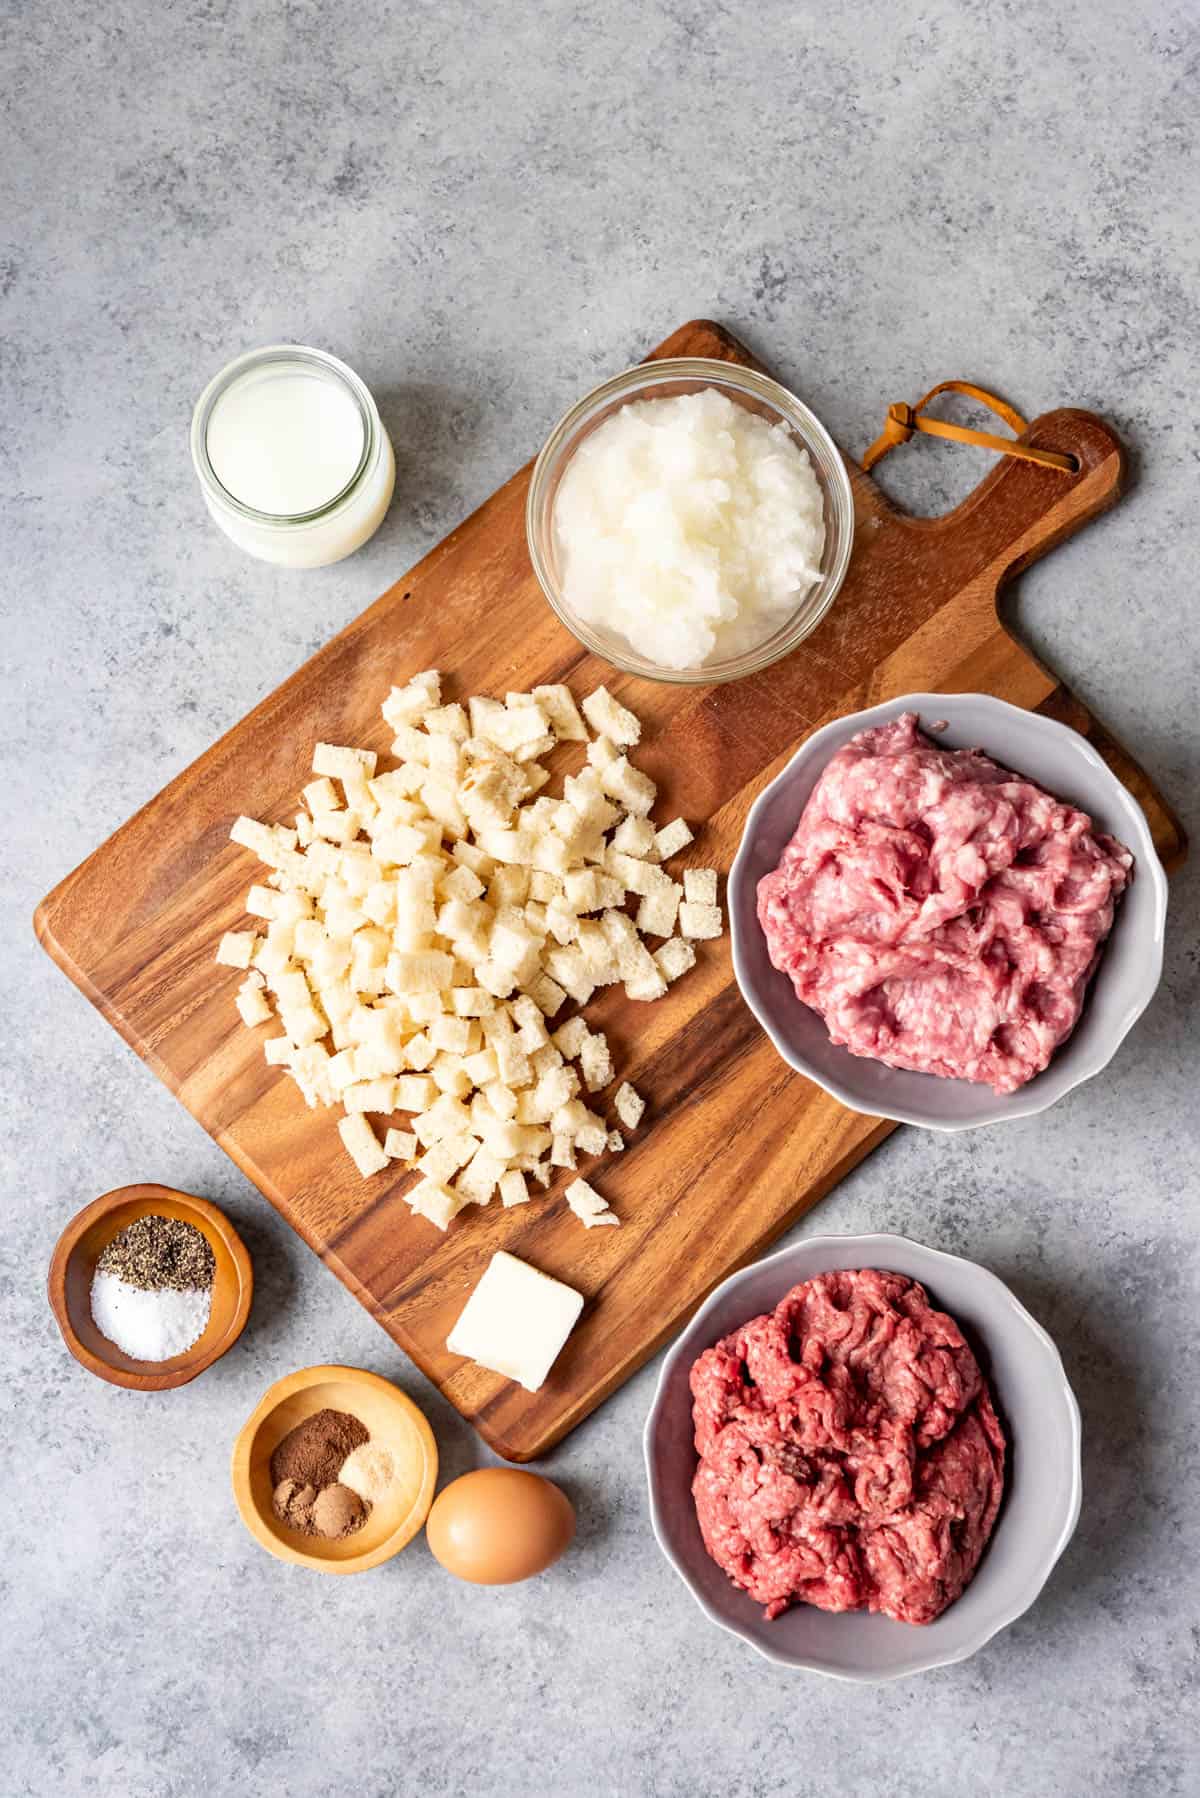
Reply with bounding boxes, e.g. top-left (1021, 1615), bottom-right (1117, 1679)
top-left (644, 1232), bottom-right (1082, 1682)
top-left (729, 693), bottom-right (1168, 1129)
